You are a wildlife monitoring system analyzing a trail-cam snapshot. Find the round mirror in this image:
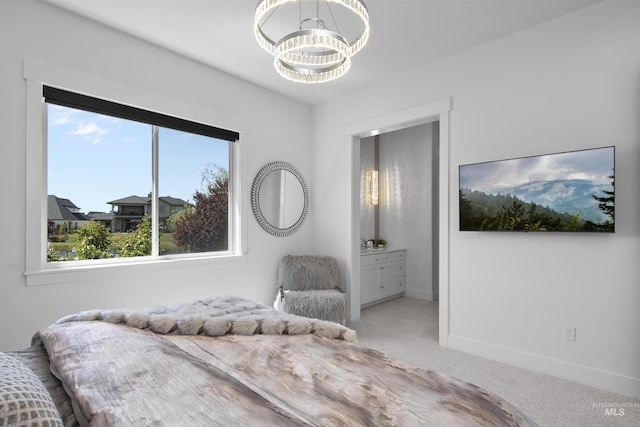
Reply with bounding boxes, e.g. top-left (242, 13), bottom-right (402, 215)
top-left (251, 161), bottom-right (309, 236)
